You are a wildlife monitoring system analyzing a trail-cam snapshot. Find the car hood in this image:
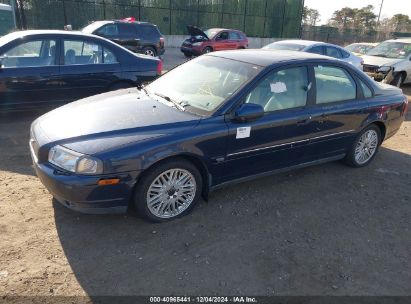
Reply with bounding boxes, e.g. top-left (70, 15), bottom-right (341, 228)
top-left (362, 55), bottom-right (403, 67)
top-left (187, 25), bottom-right (208, 38)
top-left (32, 88), bottom-right (201, 154)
